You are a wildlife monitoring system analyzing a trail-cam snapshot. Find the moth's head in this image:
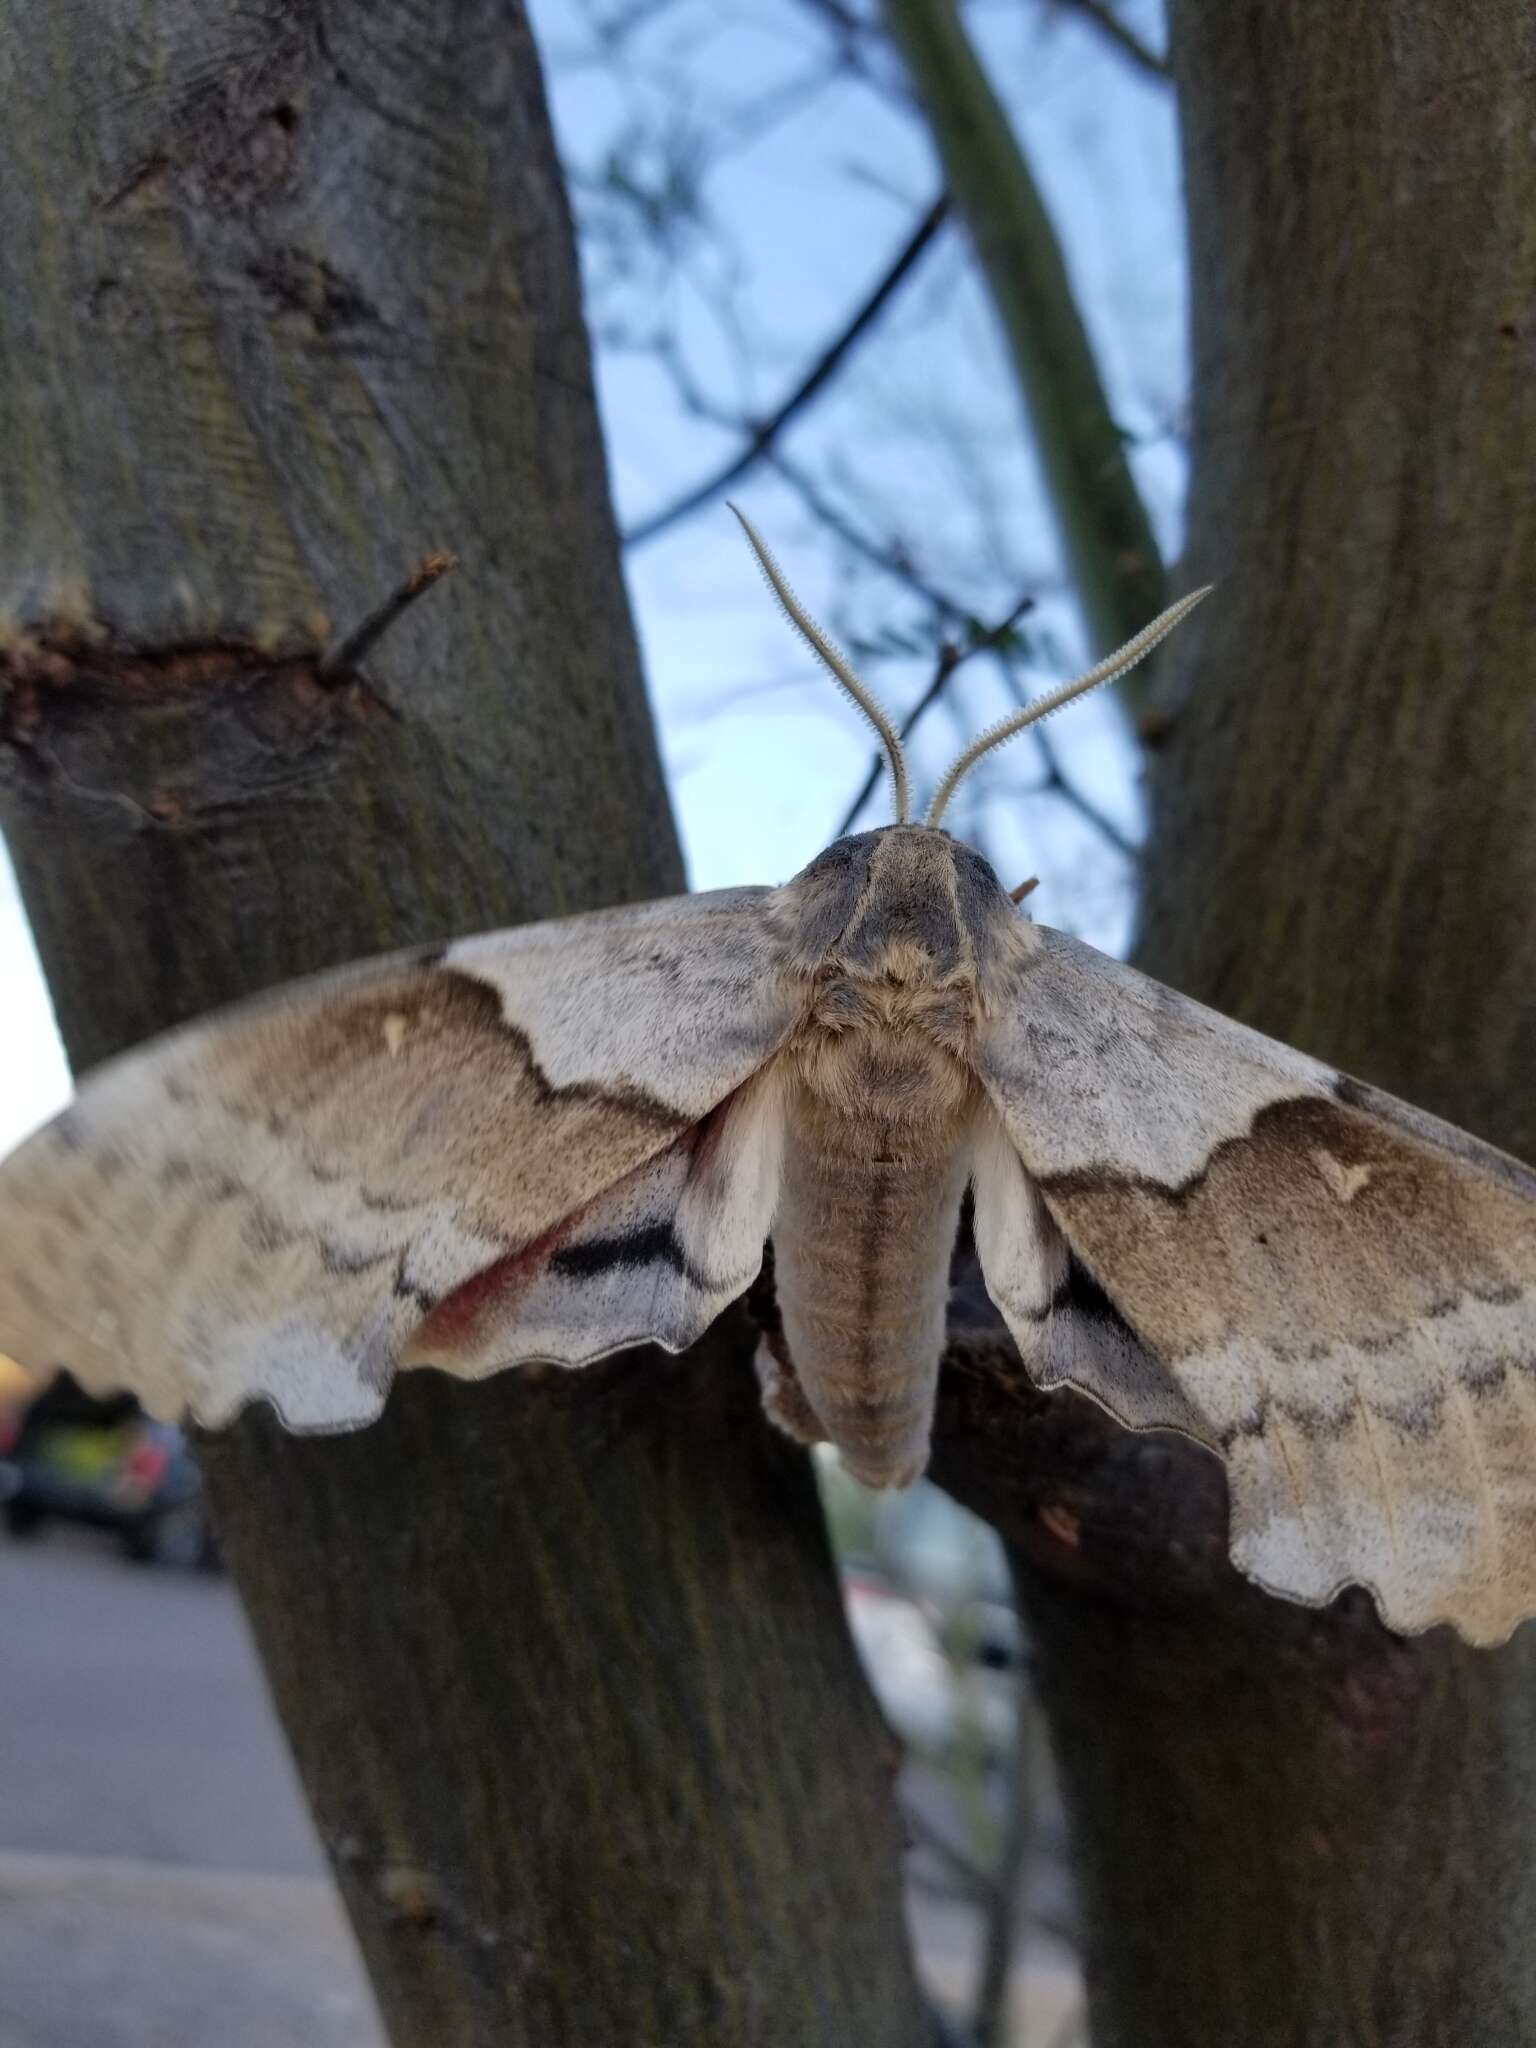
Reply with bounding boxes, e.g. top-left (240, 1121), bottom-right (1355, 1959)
top-left (778, 823), bottom-right (1026, 1007)
top-left (729, 499), bottom-right (1210, 853)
